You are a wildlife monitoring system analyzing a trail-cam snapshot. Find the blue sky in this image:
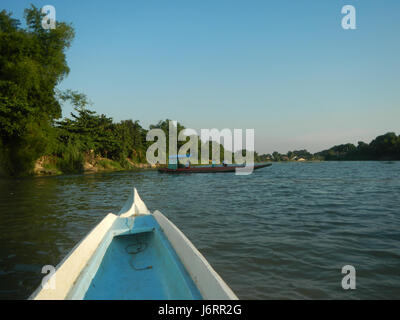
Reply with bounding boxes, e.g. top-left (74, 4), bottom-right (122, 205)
top-left (2, 0), bottom-right (400, 153)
